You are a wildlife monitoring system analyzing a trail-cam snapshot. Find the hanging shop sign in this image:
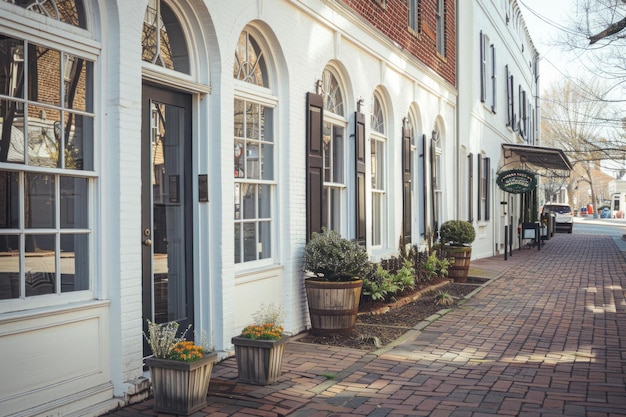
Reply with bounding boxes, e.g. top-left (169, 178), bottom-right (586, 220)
top-left (496, 169), bottom-right (537, 194)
